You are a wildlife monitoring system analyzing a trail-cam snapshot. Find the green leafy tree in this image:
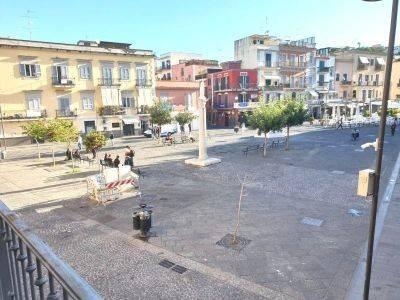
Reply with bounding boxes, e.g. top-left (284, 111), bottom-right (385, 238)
top-left (149, 101), bottom-right (172, 137)
top-left (175, 112), bottom-right (195, 134)
top-left (280, 99), bottom-right (308, 150)
top-left (46, 119), bottom-right (79, 167)
top-left (248, 102), bottom-right (284, 157)
top-left (21, 120), bottom-right (47, 159)
top-left (83, 131), bottom-right (107, 159)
